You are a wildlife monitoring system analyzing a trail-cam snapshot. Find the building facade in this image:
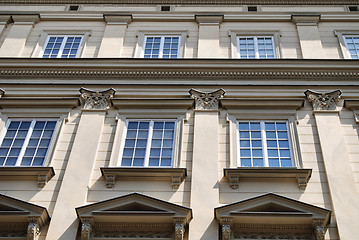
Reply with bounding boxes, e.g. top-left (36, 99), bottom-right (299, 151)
top-left (0, 0), bottom-right (358, 239)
